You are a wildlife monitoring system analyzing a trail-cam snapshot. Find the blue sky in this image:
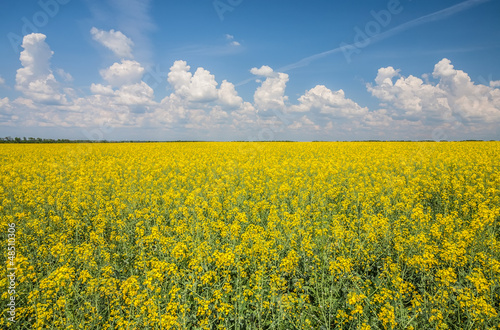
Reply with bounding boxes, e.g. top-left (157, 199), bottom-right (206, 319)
top-left (0, 0), bottom-right (499, 141)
